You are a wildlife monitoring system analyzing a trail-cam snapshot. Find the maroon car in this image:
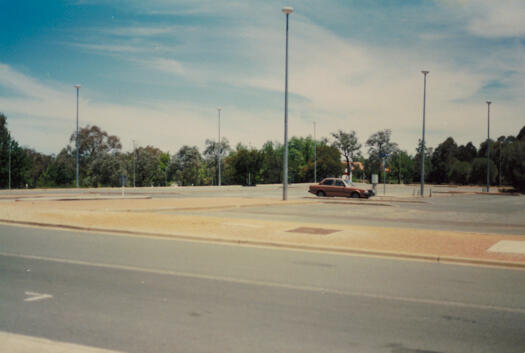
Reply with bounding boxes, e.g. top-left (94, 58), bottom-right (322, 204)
top-left (308, 178), bottom-right (374, 198)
